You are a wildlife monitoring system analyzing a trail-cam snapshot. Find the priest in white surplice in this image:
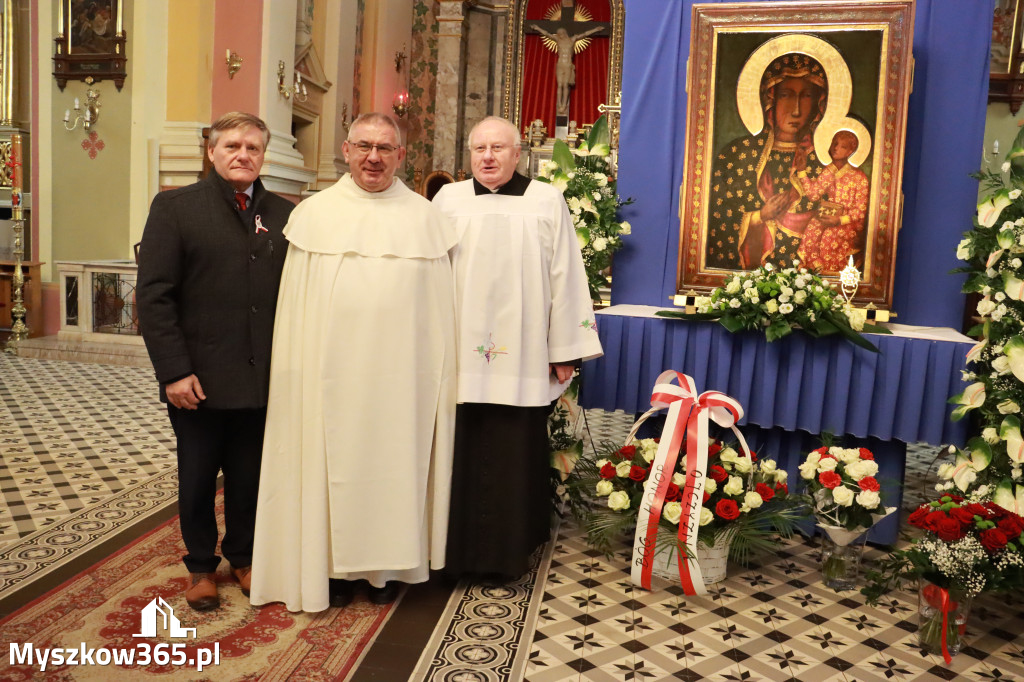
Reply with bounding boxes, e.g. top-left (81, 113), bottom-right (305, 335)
top-left (432, 116), bottom-right (603, 579)
top-left (250, 113), bottom-right (457, 612)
